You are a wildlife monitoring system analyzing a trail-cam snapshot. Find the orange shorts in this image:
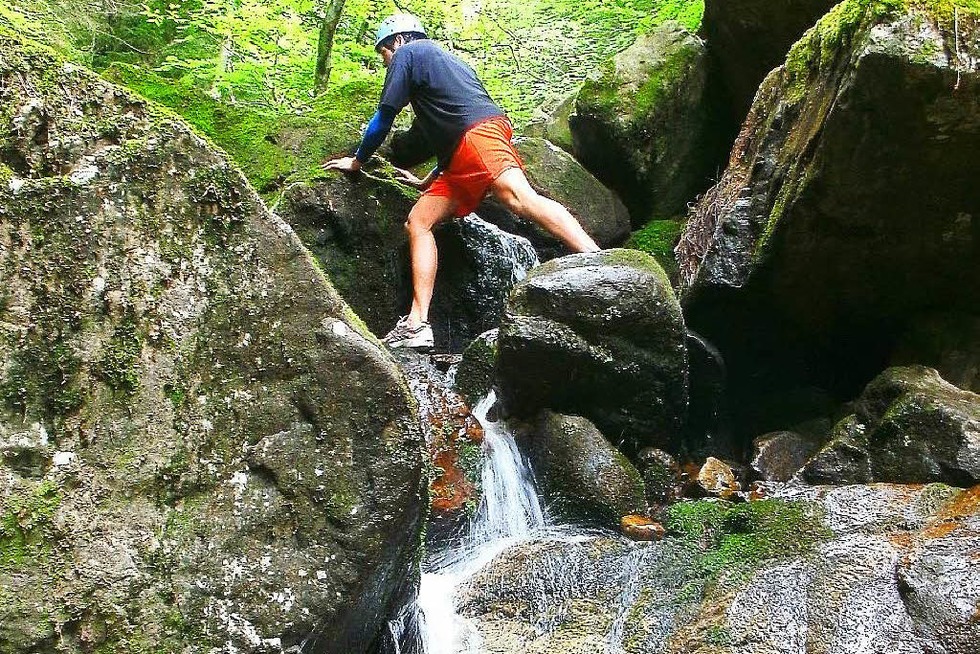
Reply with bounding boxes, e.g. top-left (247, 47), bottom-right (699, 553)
top-left (423, 116), bottom-right (525, 217)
